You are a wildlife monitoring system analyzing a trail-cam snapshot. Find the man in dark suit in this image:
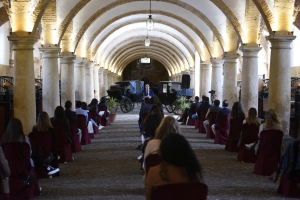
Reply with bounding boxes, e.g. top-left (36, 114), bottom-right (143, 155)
top-left (64, 100), bottom-right (77, 121)
top-left (212, 100), bottom-right (231, 135)
top-left (203, 99), bottom-right (222, 133)
top-left (178, 96), bottom-right (200, 125)
top-left (141, 84), bottom-right (154, 99)
top-left (196, 96), bottom-right (211, 120)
